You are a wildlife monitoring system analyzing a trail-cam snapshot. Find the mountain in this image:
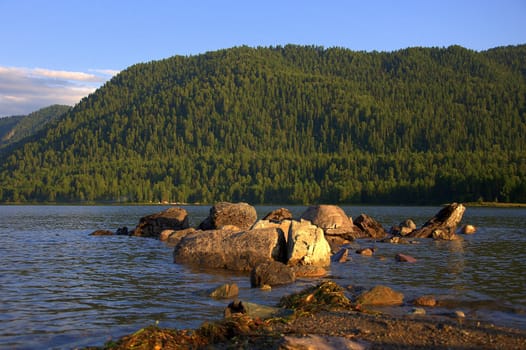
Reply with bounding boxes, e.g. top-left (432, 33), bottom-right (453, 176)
top-left (0, 45), bottom-right (525, 204)
top-left (0, 105), bottom-right (71, 149)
